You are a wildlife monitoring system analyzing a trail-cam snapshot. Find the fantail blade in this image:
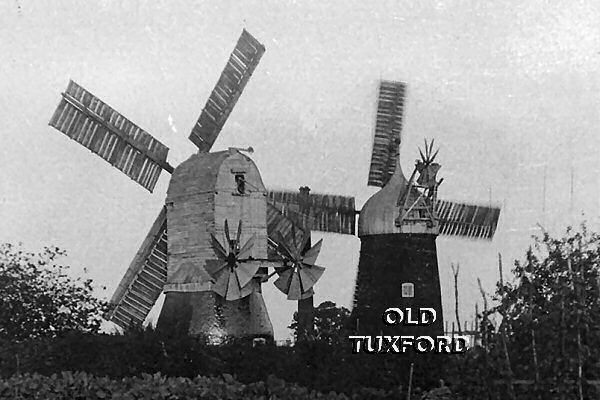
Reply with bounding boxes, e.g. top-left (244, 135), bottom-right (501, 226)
top-left (210, 234), bottom-right (228, 260)
top-left (236, 220), bottom-right (242, 244)
top-left (302, 239), bottom-right (323, 266)
top-left (224, 219), bottom-right (231, 244)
